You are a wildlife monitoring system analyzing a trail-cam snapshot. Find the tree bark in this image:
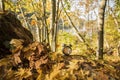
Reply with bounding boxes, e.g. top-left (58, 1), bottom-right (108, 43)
top-left (51, 0), bottom-right (56, 52)
top-left (42, 0), bottom-right (46, 42)
top-left (0, 0), bottom-right (5, 12)
top-left (18, 4), bottom-right (30, 30)
top-left (97, 0), bottom-right (107, 59)
top-left (54, 0), bottom-right (60, 51)
top-left (30, 0), bottom-right (40, 42)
